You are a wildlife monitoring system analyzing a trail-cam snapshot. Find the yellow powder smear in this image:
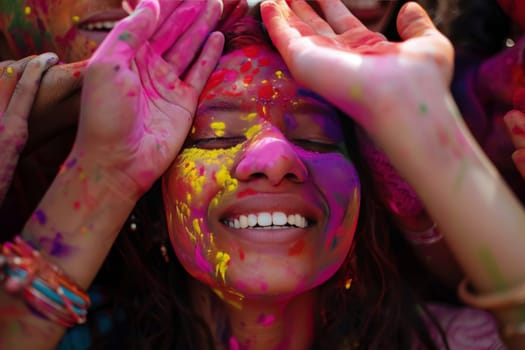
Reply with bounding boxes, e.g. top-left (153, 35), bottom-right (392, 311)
top-left (24, 6), bottom-right (31, 15)
top-left (216, 165), bottom-right (238, 192)
top-left (215, 251), bottom-right (231, 283)
top-left (241, 112), bottom-right (257, 121)
top-left (210, 121), bottom-right (226, 137)
top-left (274, 70), bottom-right (284, 79)
top-left (244, 124), bottom-right (262, 140)
top-left (72, 15), bottom-right (80, 23)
